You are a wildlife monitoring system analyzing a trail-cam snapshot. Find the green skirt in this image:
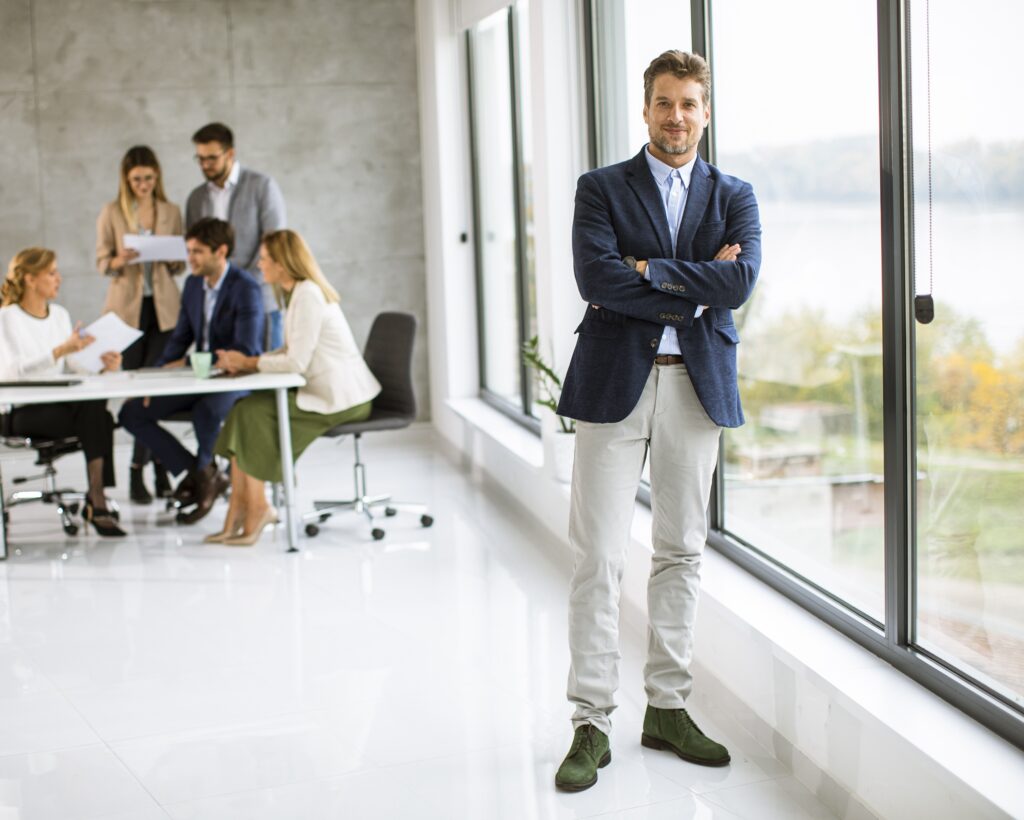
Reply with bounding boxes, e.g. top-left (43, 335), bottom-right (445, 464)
top-left (214, 389), bottom-right (372, 483)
